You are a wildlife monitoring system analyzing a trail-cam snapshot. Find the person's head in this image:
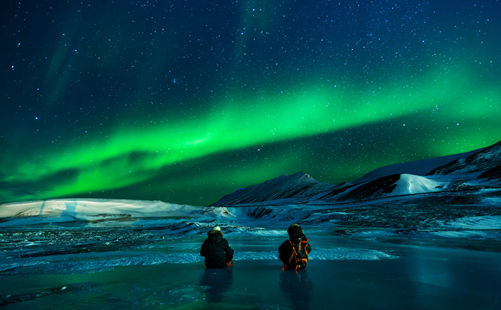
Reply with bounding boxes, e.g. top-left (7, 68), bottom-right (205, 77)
top-left (287, 223), bottom-right (304, 241)
top-left (208, 226), bottom-right (223, 237)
